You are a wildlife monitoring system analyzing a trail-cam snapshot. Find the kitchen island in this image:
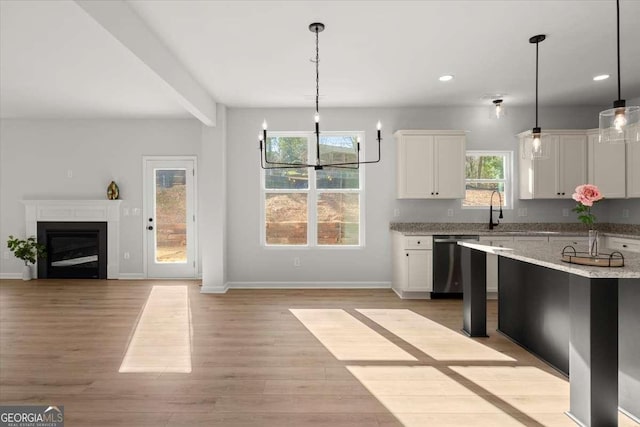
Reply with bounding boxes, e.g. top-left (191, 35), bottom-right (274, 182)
top-left (459, 240), bottom-right (640, 427)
